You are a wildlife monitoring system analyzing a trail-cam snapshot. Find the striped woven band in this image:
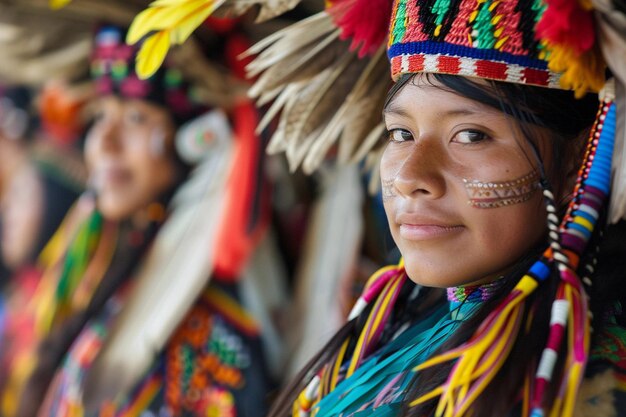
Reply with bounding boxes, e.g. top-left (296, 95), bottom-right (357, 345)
top-left (389, 45), bottom-right (561, 87)
top-left (388, 0), bottom-right (564, 89)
